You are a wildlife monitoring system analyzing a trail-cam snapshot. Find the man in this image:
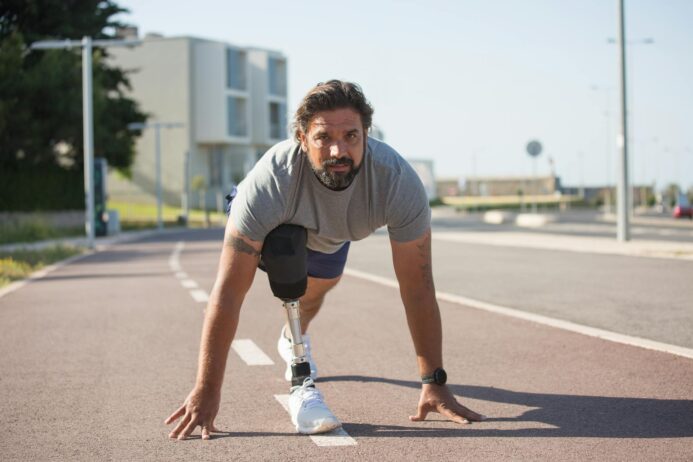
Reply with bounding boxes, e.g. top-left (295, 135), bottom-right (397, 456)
top-left (165, 80), bottom-right (484, 440)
